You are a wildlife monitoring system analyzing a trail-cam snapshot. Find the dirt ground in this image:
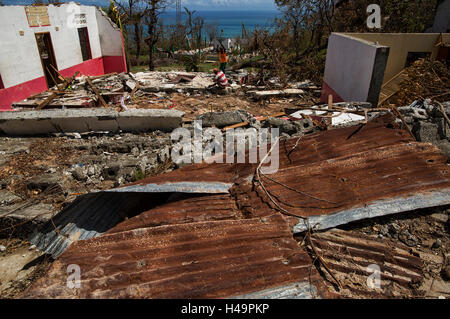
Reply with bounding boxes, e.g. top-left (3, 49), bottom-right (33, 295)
top-left (132, 91), bottom-right (319, 121)
top-left (0, 238), bottom-right (51, 298)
